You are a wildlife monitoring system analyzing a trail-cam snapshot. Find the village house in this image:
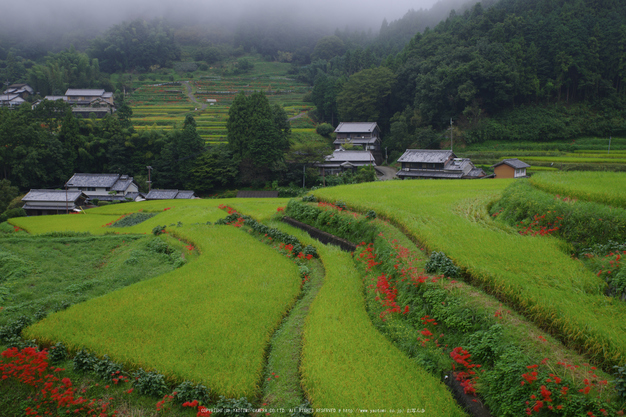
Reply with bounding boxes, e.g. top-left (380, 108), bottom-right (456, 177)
top-left (38, 88), bottom-right (116, 118)
top-left (21, 190), bottom-right (88, 216)
top-left (66, 173), bottom-right (142, 202)
top-left (145, 189), bottom-right (197, 200)
top-left (396, 149), bottom-right (486, 180)
top-left (0, 84), bottom-right (33, 107)
top-left (333, 122), bottom-right (383, 164)
top-left (316, 148), bottom-right (376, 175)
top-left (491, 158), bottom-right (531, 178)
